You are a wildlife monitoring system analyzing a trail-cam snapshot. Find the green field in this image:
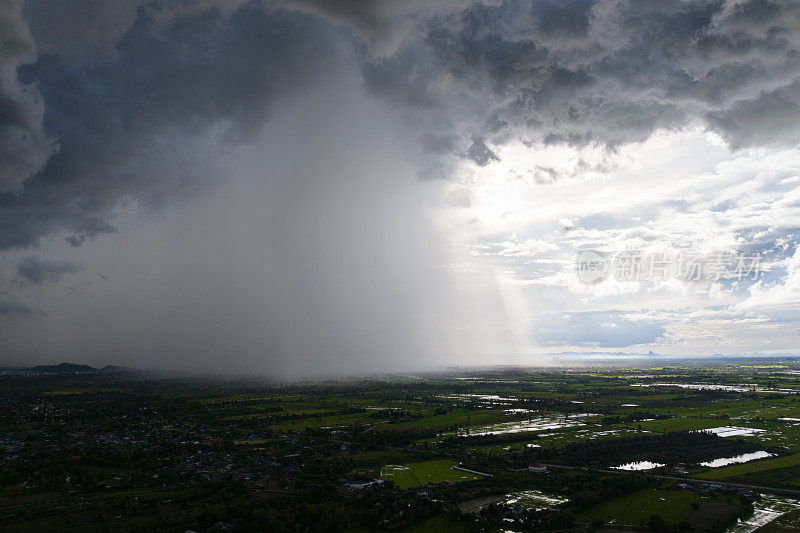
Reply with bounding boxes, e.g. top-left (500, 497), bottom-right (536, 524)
top-left (636, 417), bottom-right (731, 433)
top-left (380, 460), bottom-right (483, 489)
top-left (698, 454), bottom-right (800, 480)
top-left (575, 489), bottom-right (701, 525)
